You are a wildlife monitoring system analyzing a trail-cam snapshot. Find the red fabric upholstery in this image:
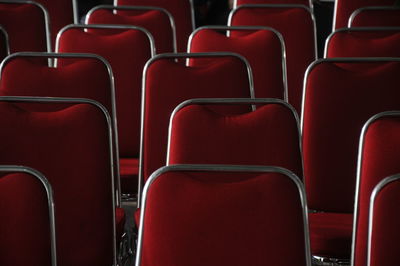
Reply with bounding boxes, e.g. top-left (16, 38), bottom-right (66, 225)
top-left (236, 0), bottom-right (311, 7)
top-left (142, 55), bottom-right (252, 185)
top-left (230, 5), bottom-right (316, 114)
top-left (354, 117), bottom-right (400, 266)
top-left (0, 172), bottom-right (52, 266)
top-left (309, 212), bottom-right (353, 258)
top-left (326, 29), bottom-right (400, 58)
top-left (369, 178), bottom-right (400, 266)
top-left (168, 103), bottom-right (303, 179)
top-left (116, 0), bottom-right (193, 52)
top-left (139, 169), bottom-right (308, 266)
top-left (120, 158), bottom-right (139, 194)
top-left (189, 28), bottom-right (285, 99)
top-left (350, 8), bottom-right (400, 27)
top-left (0, 101), bottom-right (115, 266)
top-left (334, 0), bottom-right (395, 29)
top-left (0, 2), bottom-right (47, 52)
top-left (87, 8), bottom-right (175, 53)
